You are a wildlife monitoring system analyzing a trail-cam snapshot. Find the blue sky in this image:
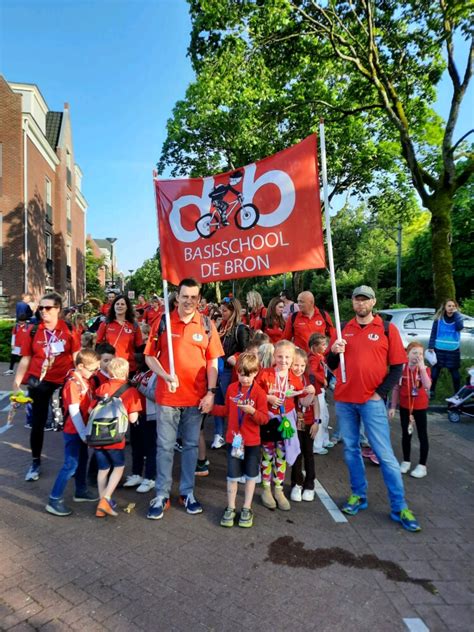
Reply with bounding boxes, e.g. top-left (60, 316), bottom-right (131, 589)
top-left (0, 0), bottom-right (472, 275)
